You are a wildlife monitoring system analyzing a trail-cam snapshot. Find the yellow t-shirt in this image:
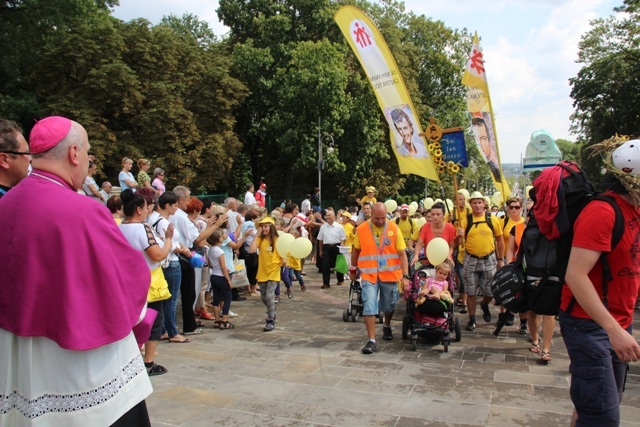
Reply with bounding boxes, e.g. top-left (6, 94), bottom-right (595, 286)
top-left (501, 216), bottom-right (525, 248)
top-left (460, 214), bottom-right (502, 257)
top-left (287, 253), bottom-right (302, 271)
top-left (395, 217), bottom-right (417, 242)
top-left (360, 195), bottom-right (377, 206)
top-left (342, 222), bottom-right (355, 248)
top-left (353, 221), bottom-right (406, 252)
top-left (453, 207), bottom-right (472, 262)
top-left (256, 237), bottom-right (282, 282)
